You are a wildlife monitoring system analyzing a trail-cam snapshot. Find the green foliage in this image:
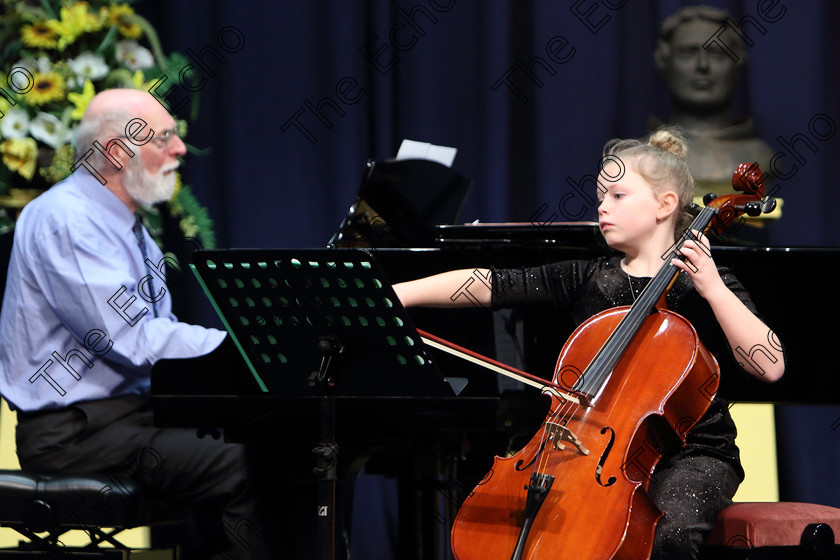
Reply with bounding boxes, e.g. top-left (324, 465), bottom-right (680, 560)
top-left (0, 0), bottom-right (216, 250)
